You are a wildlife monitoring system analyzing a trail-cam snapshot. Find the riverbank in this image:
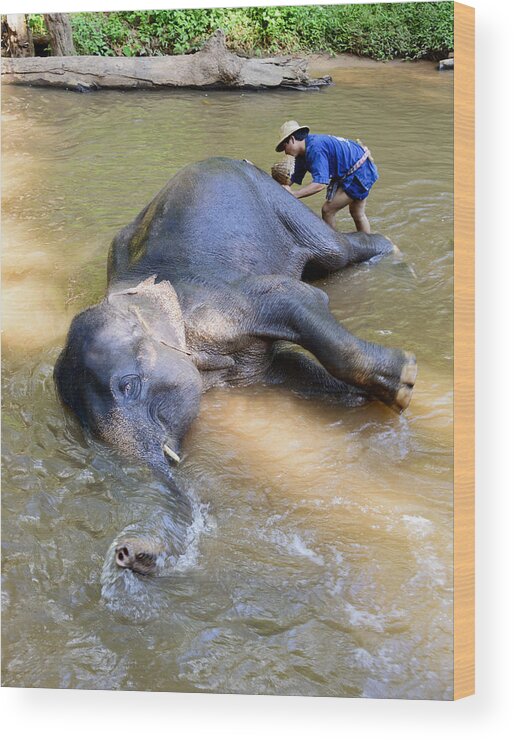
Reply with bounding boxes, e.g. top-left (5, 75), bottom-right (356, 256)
top-left (307, 52), bottom-right (442, 73)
